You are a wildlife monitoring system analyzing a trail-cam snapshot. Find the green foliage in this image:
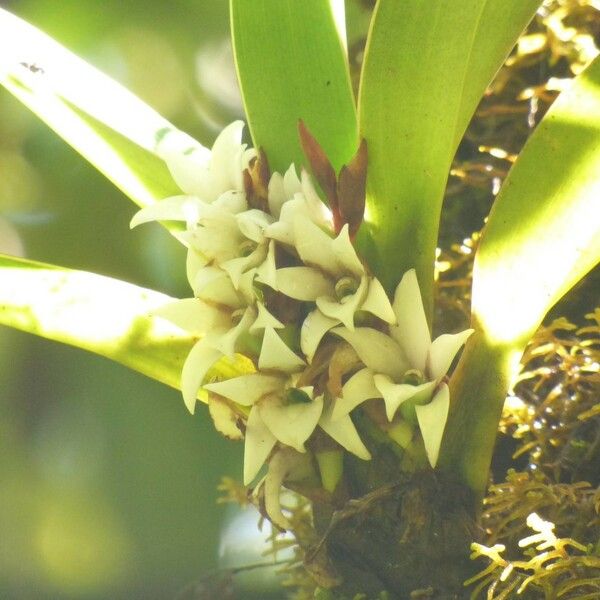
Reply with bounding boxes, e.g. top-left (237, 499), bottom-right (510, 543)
top-left (442, 54), bottom-right (600, 494)
top-left (230, 0), bottom-right (357, 174)
top-left (357, 0), bottom-right (540, 310)
top-left (0, 254), bottom-right (251, 394)
top-left (0, 8), bottom-right (182, 214)
top-left (473, 55), bottom-right (600, 347)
